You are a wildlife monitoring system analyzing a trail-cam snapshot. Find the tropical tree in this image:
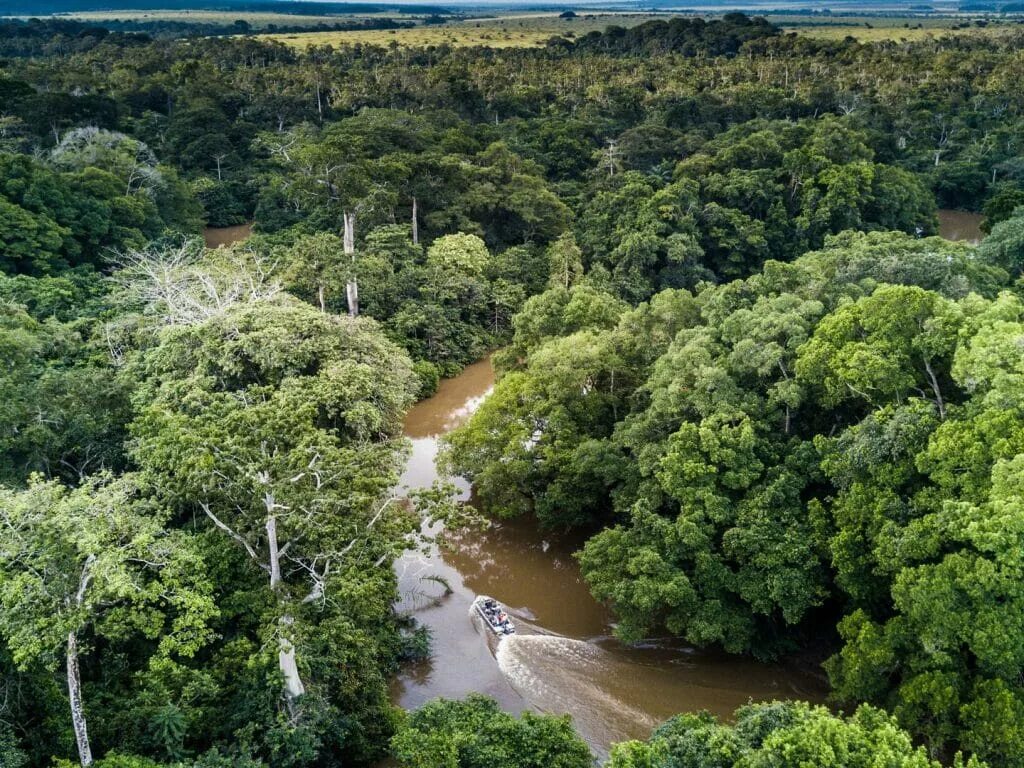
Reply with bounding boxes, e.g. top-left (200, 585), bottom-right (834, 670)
top-left (977, 207), bottom-right (1024, 277)
top-left (607, 701), bottom-right (985, 768)
top-left (0, 475), bottom-right (214, 767)
top-left (391, 695), bottom-right (593, 768)
top-left (129, 300), bottom-right (418, 715)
